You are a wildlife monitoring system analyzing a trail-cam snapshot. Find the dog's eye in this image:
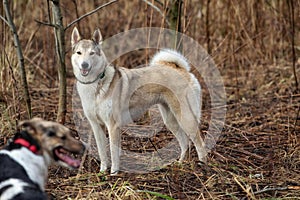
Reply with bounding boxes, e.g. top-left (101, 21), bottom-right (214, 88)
top-left (76, 51), bottom-right (82, 55)
top-left (90, 52), bottom-right (95, 56)
top-left (47, 131), bottom-right (56, 137)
